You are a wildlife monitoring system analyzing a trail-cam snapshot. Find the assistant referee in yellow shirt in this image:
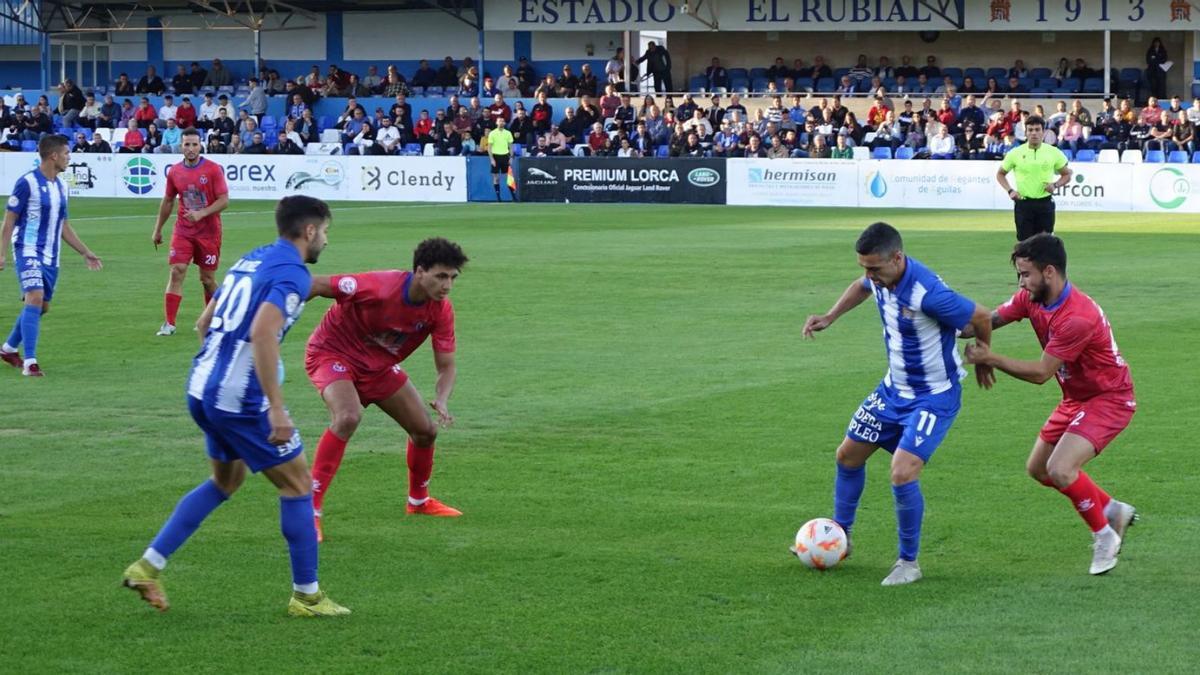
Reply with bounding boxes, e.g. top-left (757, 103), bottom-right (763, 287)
top-left (995, 115), bottom-right (1072, 240)
top-left (487, 117), bottom-right (515, 201)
